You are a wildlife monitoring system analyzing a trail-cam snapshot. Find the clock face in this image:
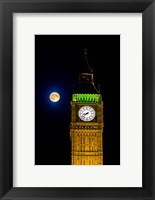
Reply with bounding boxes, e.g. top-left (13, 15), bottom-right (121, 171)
top-left (78, 106), bottom-right (96, 122)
